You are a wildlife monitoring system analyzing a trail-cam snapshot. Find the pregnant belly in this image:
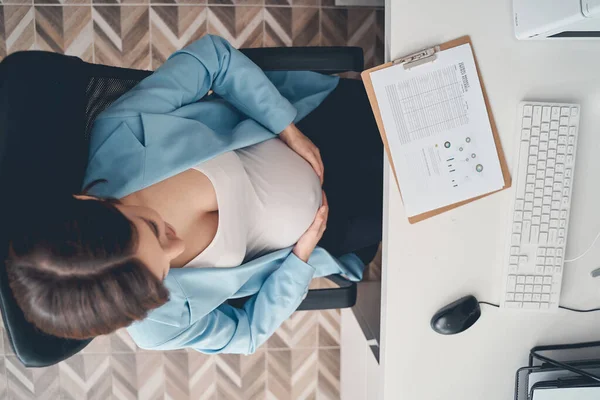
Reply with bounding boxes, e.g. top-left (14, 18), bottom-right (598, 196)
top-left (236, 138), bottom-right (322, 259)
